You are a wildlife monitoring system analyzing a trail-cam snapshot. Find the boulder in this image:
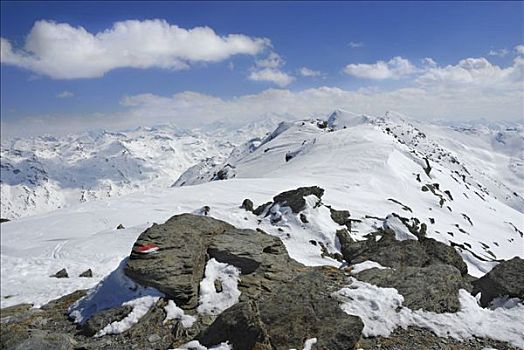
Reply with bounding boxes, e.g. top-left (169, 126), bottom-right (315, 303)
top-left (272, 186), bottom-right (324, 213)
top-left (198, 269), bottom-right (363, 350)
top-left (125, 214), bottom-right (302, 308)
top-left (79, 269), bottom-right (93, 278)
top-left (124, 214), bottom-right (234, 308)
top-left (472, 257), bottom-right (524, 307)
top-left (356, 264), bottom-right (466, 313)
top-left (339, 229), bottom-right (467, 276)
top-left (116, 224), bottom-right (125, 230)
top-left (330, 208), bottom-right (351, 226)
top-left (51, 268), bottom-right (69, 279)
top-left (240, 199), bottom-right (254, 212)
